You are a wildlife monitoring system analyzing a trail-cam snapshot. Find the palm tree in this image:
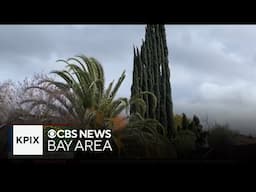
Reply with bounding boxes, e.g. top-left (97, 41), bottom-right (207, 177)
top-left (21, 55), bottom-right (128, 129)
top-left (20, 55), bottom-right (175, 158)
